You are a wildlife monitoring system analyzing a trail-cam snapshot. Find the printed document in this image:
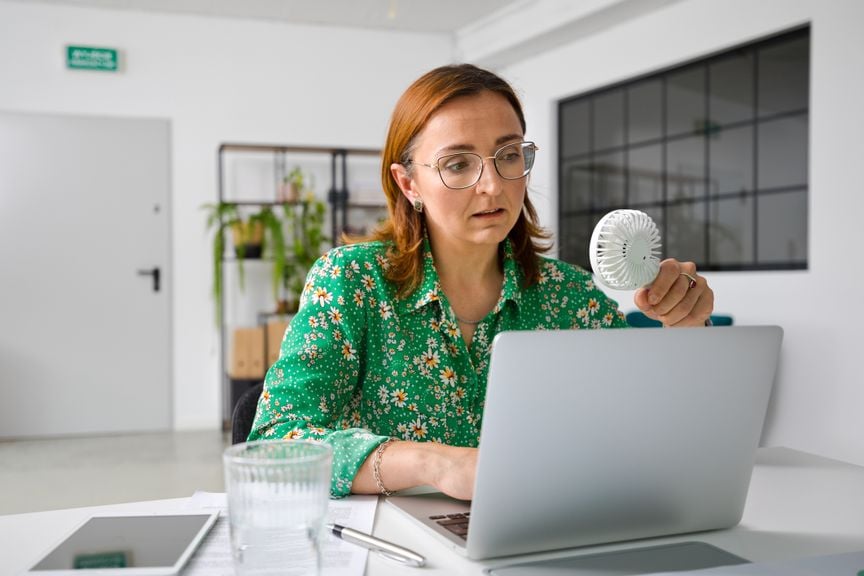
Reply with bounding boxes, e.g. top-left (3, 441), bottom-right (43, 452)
top-left (182, 491), bottom-right (378, 576)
